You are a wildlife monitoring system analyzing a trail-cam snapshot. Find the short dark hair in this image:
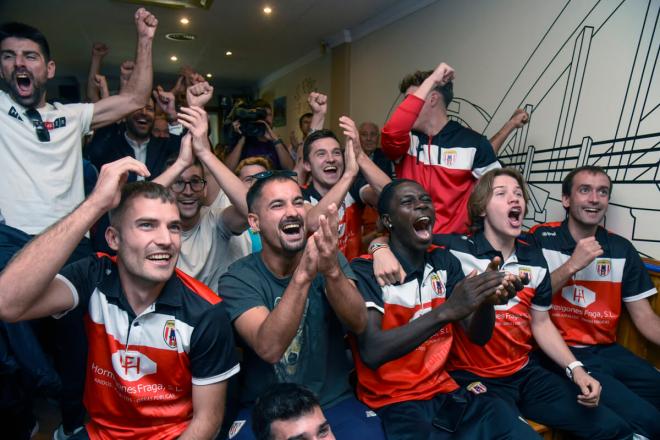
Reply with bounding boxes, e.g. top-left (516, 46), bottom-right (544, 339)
top-left (302, 128), bottom-right (339, 162)
top-left (399, 70), bottom-right (453, 107)
top-left (377, 178), bottom-right (421, 216)
top-left (0, 22), bottom-right (51, 61)
top-left (299, 112), bottom-right (312, 129)
top-left (246, 173), bottom-right (298, 213)
top-left (252, 383), bottom-right (321, 440)
top-left (562, 165), bottom-right (612, 198)
top-left (467, 168), bottom-right (529, 233)
top-left (108, 181), bottom-right (176, 228)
